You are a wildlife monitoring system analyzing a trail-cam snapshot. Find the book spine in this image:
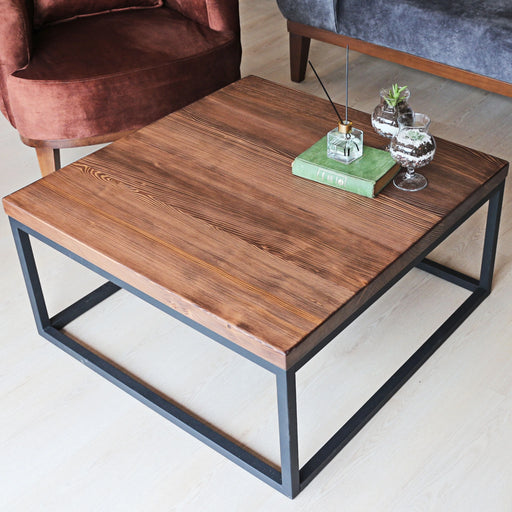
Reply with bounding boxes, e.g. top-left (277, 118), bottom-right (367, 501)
top-left (292, 159), bottom-right (374, 198)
